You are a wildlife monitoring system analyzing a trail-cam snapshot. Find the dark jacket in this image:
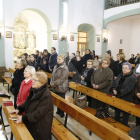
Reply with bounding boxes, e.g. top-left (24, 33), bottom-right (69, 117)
top-left (91, 67), bottom-right (113, 109)
top-left (41, 63), bottom-right (49, 72)
top-left (135, 57), bottom-right (140, 66)
top-left (81, 67), bottom-right (94, 88)
top-left (109, 58), bottom-right (115, 72)
top-left (133, 76), bottom-right (140, 104)
top-left (113, 59), bottom-right (126, 77)
top-left (11, 68), bottom-right (25, 95)
top-left (29, 61), bottom-right (38, 71)
top-left (72, 60), bottom-right (84, 83)
top-left (49, 53), bottom-right (57, 71)
top-left (68, 57), bottom-right (76, 72)
top-left (64, 55), bottom-right (69, 66)
top-left (110, 71), bottom-right (136, 102)
top-left (17, 84), bottom-right (53, 140)
top-left (129, 58), bottom-right (135, 64)
top-left (82, 54), bottom-right (93, 67)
